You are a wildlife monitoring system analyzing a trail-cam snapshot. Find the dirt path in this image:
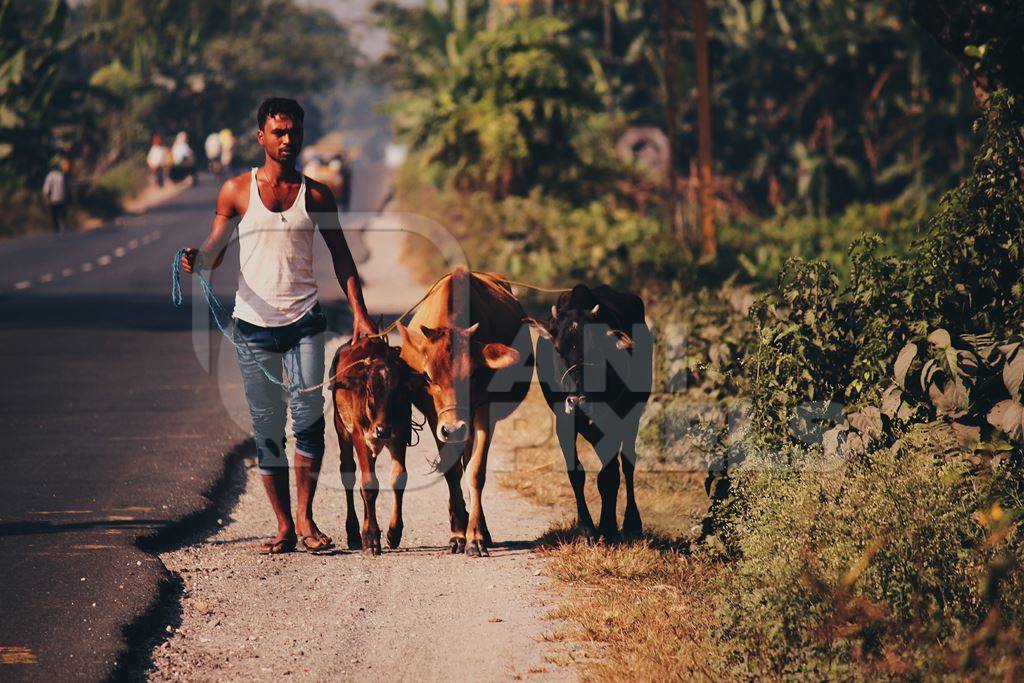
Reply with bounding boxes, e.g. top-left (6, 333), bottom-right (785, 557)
top-left (149, 225), bottom-right (574, 681)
